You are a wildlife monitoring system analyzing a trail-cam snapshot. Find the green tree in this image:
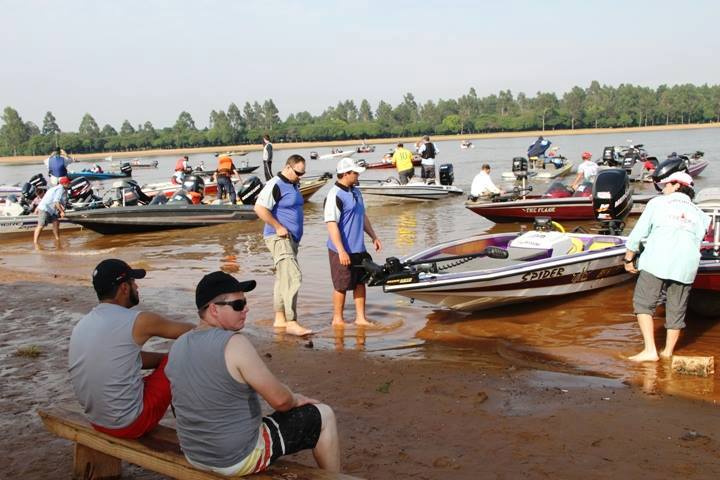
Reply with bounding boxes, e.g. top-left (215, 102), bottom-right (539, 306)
top-left (243, 102), bottom-right (258, 130)
top-left (0, 107), bottom-right (30, 155)
top-left (78, 113), bottom-right (100, 137)
top-left (562, 86), bottom-right (586, 129)
top-left (359, 99), bottom-right (373, 121)
top-left (42, 111), bottom-right (61, 136)
top-left (227, 102), bottom-right (246, 140)
top-left (262, 99), bottom-right (281, 131)
top-left (375, 101), bottom-right (394, 129)
top-left (533, 92), bottom-right (559, 131)
top-left (101, 124), bottom-right (118, 136)
top-left (174, 111), bottom-right (197, 132)
top-left (25, 121), bottom-right (40, 136)
top-left (120, 120), bottom-right (135, 135)
top-left (143, 121), bottom-right (155, 134)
